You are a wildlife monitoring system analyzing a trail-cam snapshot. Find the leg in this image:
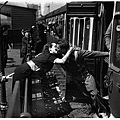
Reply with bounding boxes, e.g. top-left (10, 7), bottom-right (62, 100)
top-left (73, 75), bottom-right (99, 114)
top-left (12, 62), bottom-right (31, 98)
